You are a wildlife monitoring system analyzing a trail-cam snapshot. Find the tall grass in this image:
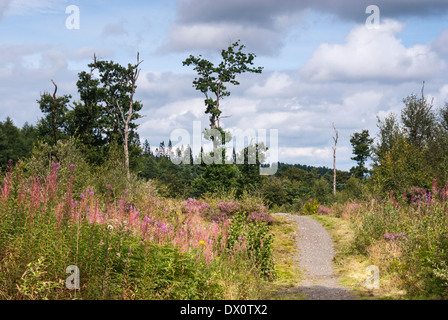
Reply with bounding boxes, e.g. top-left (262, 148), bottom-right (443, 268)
top-left (0, 161), bottom-right (275, 300)
top-left (351, 183), bottom-right (448, 298)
